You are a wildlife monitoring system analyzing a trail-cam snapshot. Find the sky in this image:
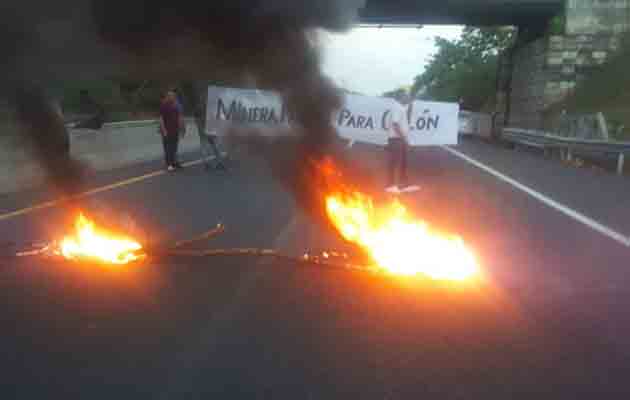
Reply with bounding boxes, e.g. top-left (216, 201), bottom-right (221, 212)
top-left (320, 25), bottom-right (463, 96)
